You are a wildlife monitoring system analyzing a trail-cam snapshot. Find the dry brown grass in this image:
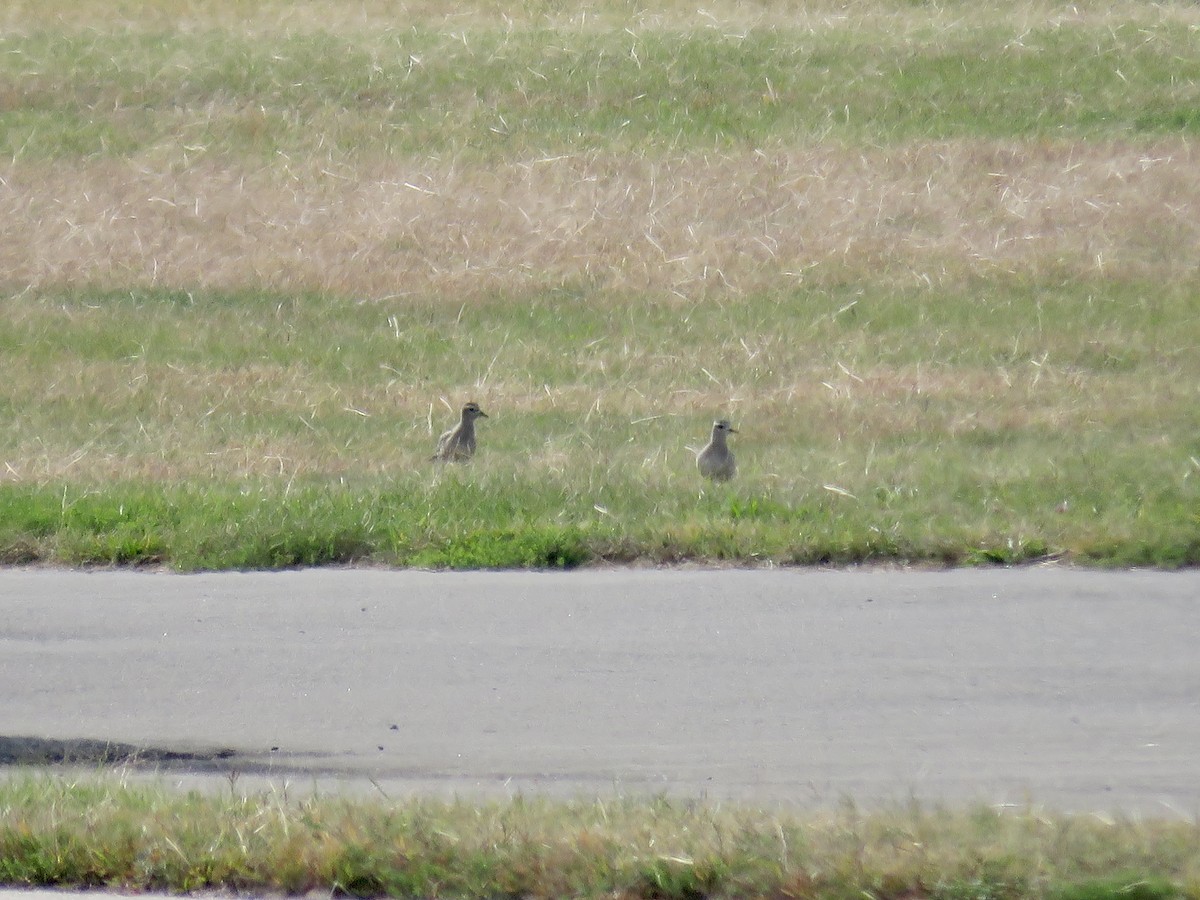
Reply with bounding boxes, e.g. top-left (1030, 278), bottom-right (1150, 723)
top-left (8, 0), bottom-right (1199, 32)
top-left (4, 139), bottom-right (1199, 300)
